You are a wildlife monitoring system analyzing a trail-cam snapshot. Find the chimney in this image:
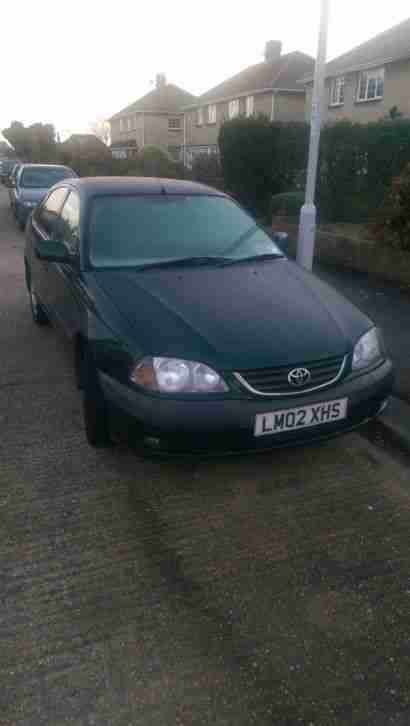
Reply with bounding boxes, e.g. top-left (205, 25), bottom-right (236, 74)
top-left (264, 40), bottom-right (282, 63)
top-left (156, 73), bottom-right (166, 88)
